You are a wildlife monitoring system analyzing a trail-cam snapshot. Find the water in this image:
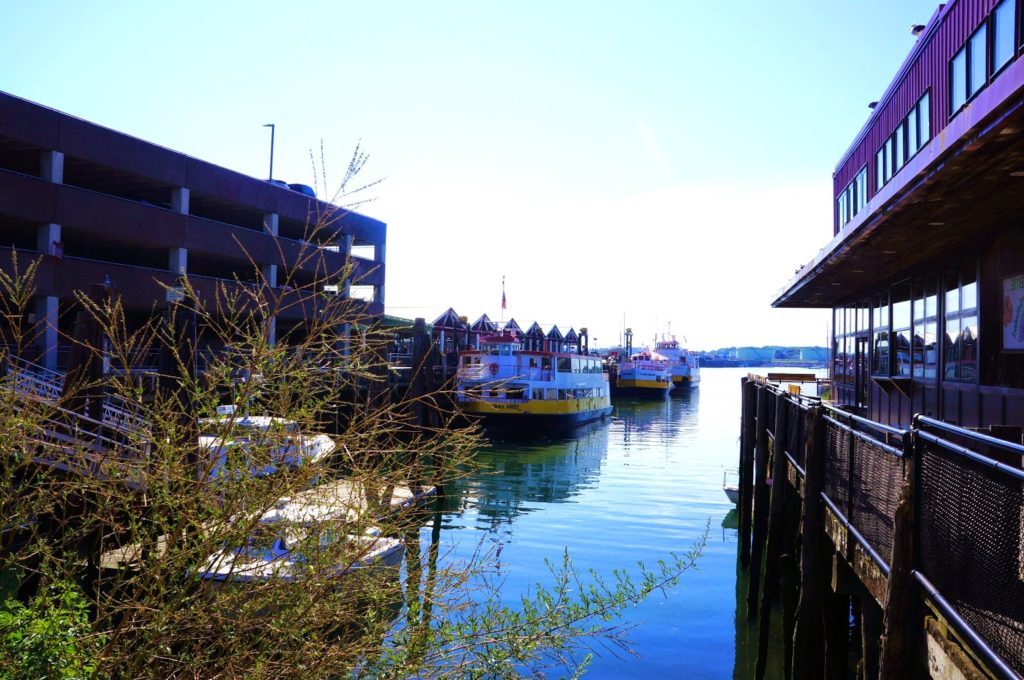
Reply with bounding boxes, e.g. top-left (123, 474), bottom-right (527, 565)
top-left (420, 367), bottom-right (791, 678)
